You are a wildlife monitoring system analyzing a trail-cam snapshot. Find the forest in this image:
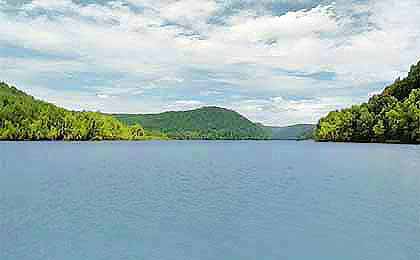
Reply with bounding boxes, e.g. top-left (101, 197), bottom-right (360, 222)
top-left (315, 60), bottom-right (420, 144)
top-left (114, 107), bottom-right (270, 140)
top-left (0, 82), bottom-right (148, 141)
